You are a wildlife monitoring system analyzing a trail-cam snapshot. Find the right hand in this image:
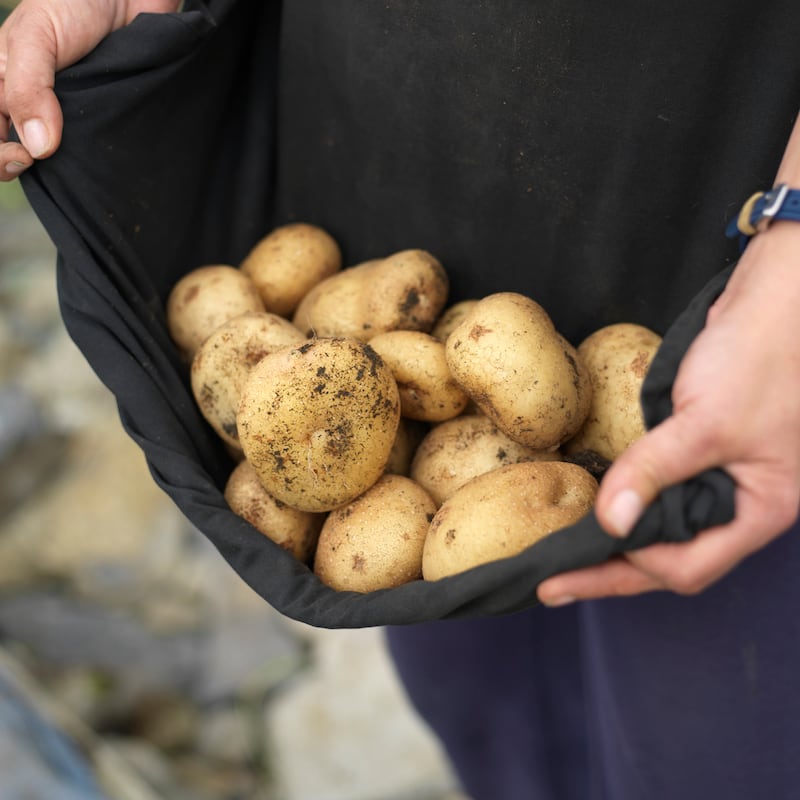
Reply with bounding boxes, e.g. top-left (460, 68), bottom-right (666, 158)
top-left (0, 0), bottom-right (180, 181)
